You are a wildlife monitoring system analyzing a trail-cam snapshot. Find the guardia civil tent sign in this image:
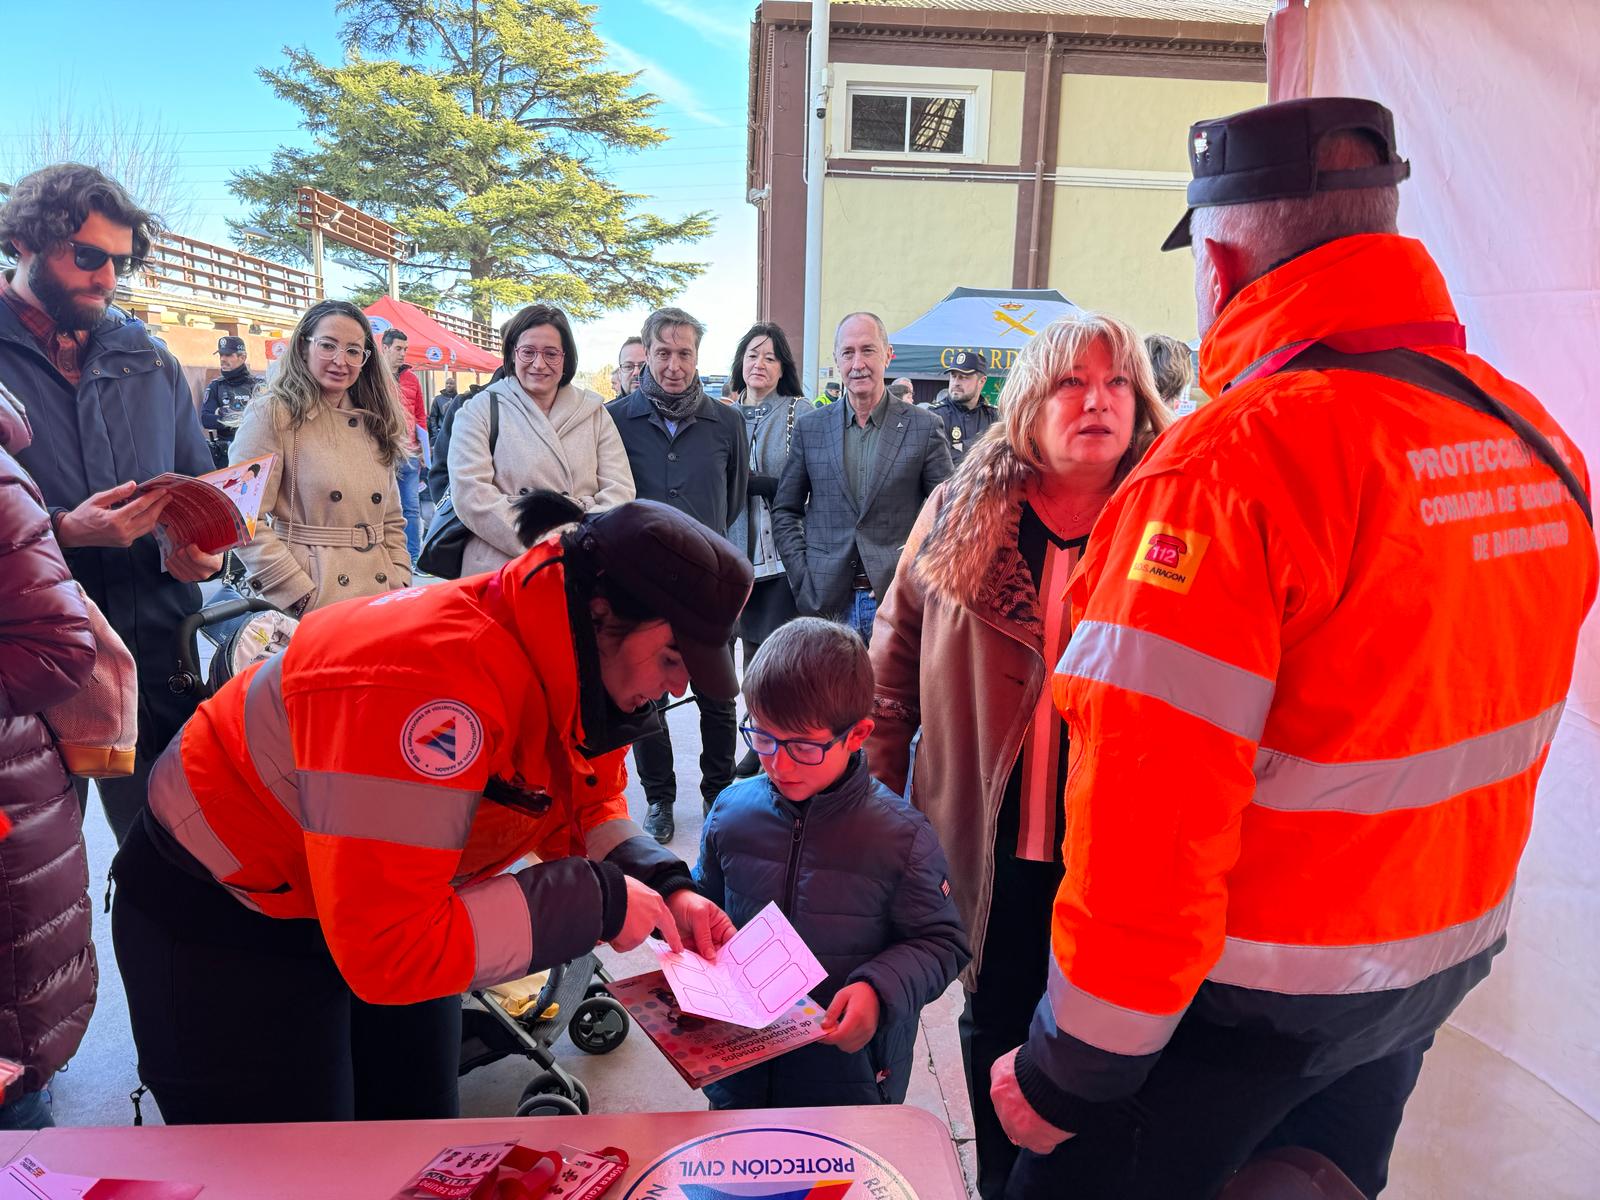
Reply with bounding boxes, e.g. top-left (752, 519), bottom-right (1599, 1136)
top-left (885, 286), bottom-right (1088, 378)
